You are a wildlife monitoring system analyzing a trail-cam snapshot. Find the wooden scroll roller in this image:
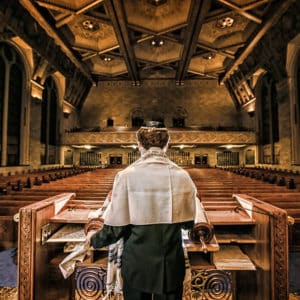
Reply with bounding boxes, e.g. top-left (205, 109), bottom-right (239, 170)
top-left (188, 198), bottom-right (214, 253)
top-left (84, 217), bottom-right (104, 235)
